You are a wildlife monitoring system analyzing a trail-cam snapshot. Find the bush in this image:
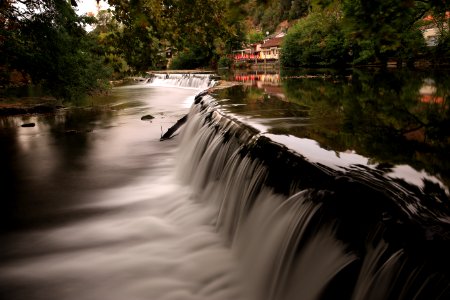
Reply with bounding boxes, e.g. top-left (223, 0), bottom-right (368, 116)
top-left (247, 31), bottom-right (265, 44)
top-left (281, 10), bottom-right (347, 67)
top-left (218, 56), bottom-right (232, 69)
top-left (1, 0), bottom-right (112, 101)
top-left (169, 47), bottom-right (212, 70)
